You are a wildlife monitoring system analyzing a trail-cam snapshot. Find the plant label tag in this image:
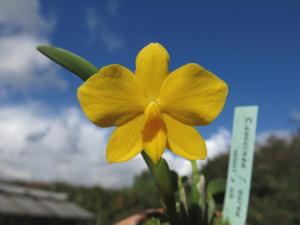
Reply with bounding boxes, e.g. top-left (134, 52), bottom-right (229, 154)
top-left (223, 106), bottom-right (258, 225)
